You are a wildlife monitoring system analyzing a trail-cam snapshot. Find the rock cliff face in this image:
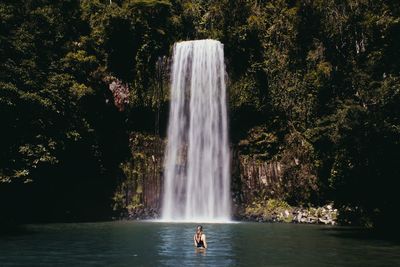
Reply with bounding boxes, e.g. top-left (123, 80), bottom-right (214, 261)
top-left (232, 150), bottom-right (284, 206)
top-left (113, 133), bottom-right (164, 219)
top-left (114, 132), bottom-right (331, 224)
top-left (114, 133), bottom-right (285, 217)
